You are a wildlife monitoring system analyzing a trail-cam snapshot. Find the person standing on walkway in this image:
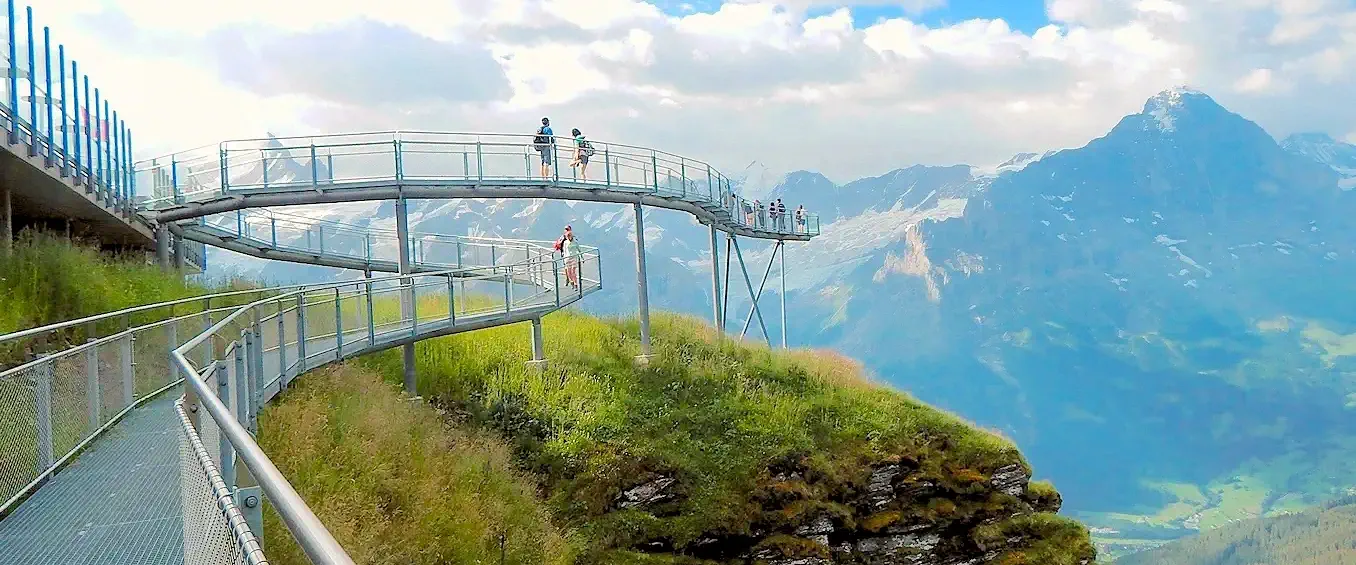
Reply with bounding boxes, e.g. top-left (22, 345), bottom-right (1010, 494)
top-left (570, 128), bottom-right (594, 181)
top-left (533, 117), bottom-right (555, 179)
top-left (795, 205), bottom-right (806, 233)
top-left (562, 225), bottom-right (580, 288)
